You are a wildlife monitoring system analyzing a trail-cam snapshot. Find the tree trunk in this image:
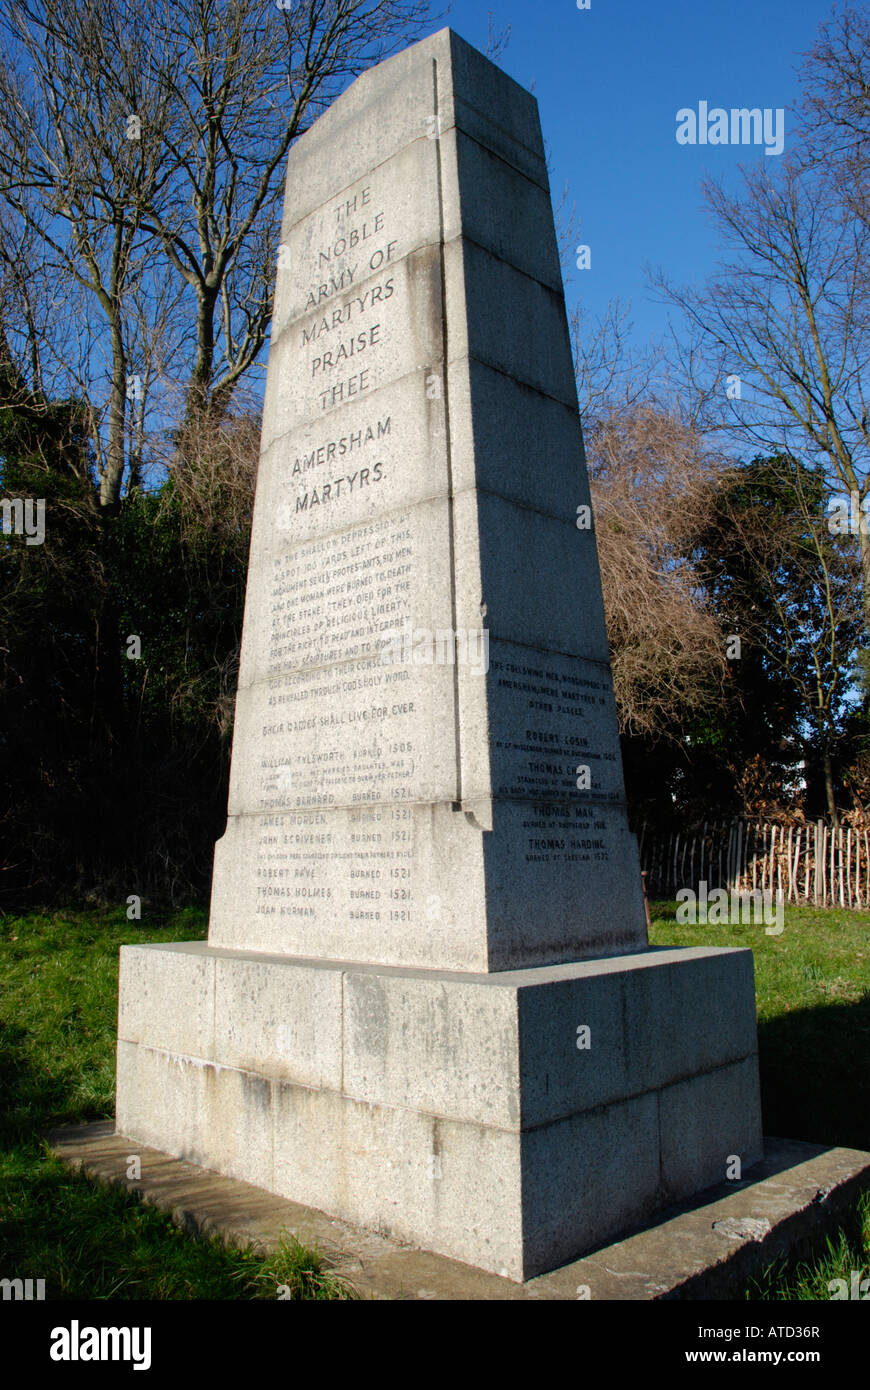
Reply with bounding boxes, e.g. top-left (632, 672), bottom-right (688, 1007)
top-left (100, 319), bottom-right (127, 511)
top-left (860, 515), bottom-right (870, 648)
top-left (823, 745), bottom-right (839, 826)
